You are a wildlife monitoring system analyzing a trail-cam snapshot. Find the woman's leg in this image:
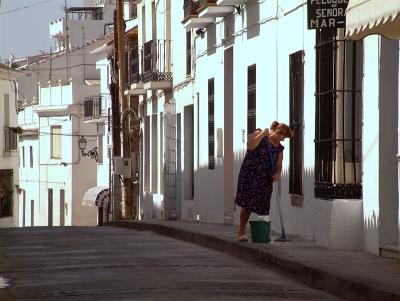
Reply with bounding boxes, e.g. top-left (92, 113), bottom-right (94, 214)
top-left (238, 207), bottom-right (251, 237)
